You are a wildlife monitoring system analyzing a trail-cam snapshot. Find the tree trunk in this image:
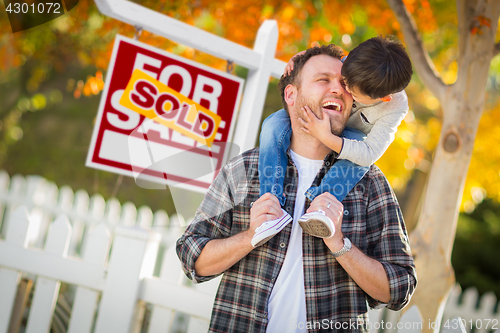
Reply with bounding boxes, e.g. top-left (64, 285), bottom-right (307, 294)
top-left (386, 0), bottom-right (500, 330)
top-left (398, 168), bottom-right (428, 232)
